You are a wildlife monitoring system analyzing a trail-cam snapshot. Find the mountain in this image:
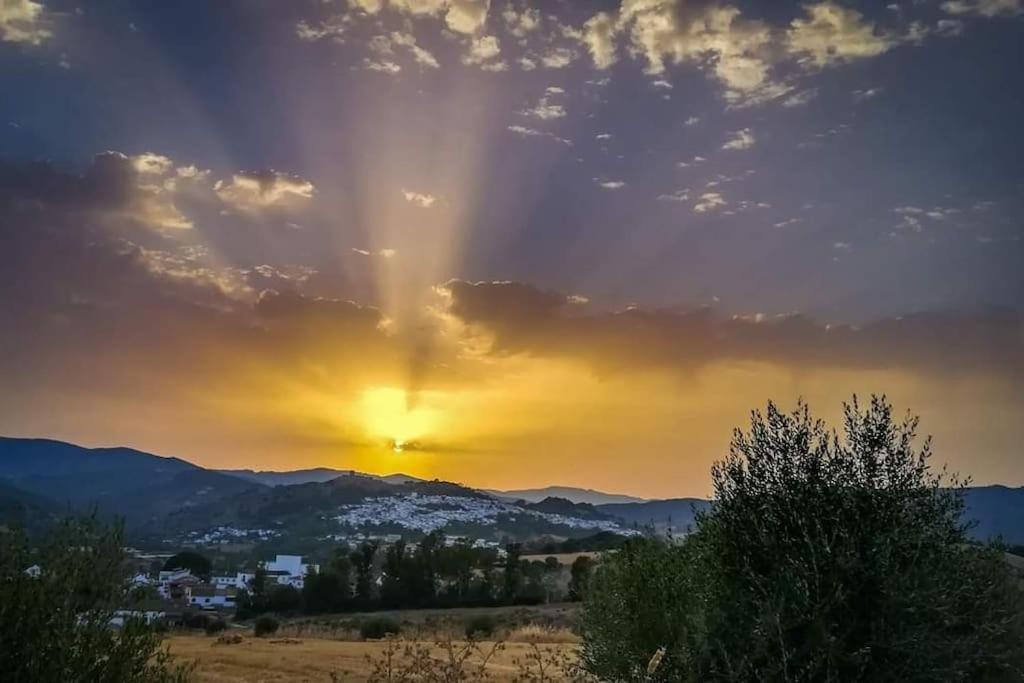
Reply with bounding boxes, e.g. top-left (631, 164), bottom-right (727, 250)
top-left (598, 498), bottom-right (712, 533)
top-left (488, 486), bottom-right (646, 505)
top-left (219, 467), bottom-right (421, 487)
top-left (151, 477), bottom-right (632, 547)
top-left (962, 486), bottom-right (1024, 544)
top-left (0, 437), bottom-right (261, 528)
